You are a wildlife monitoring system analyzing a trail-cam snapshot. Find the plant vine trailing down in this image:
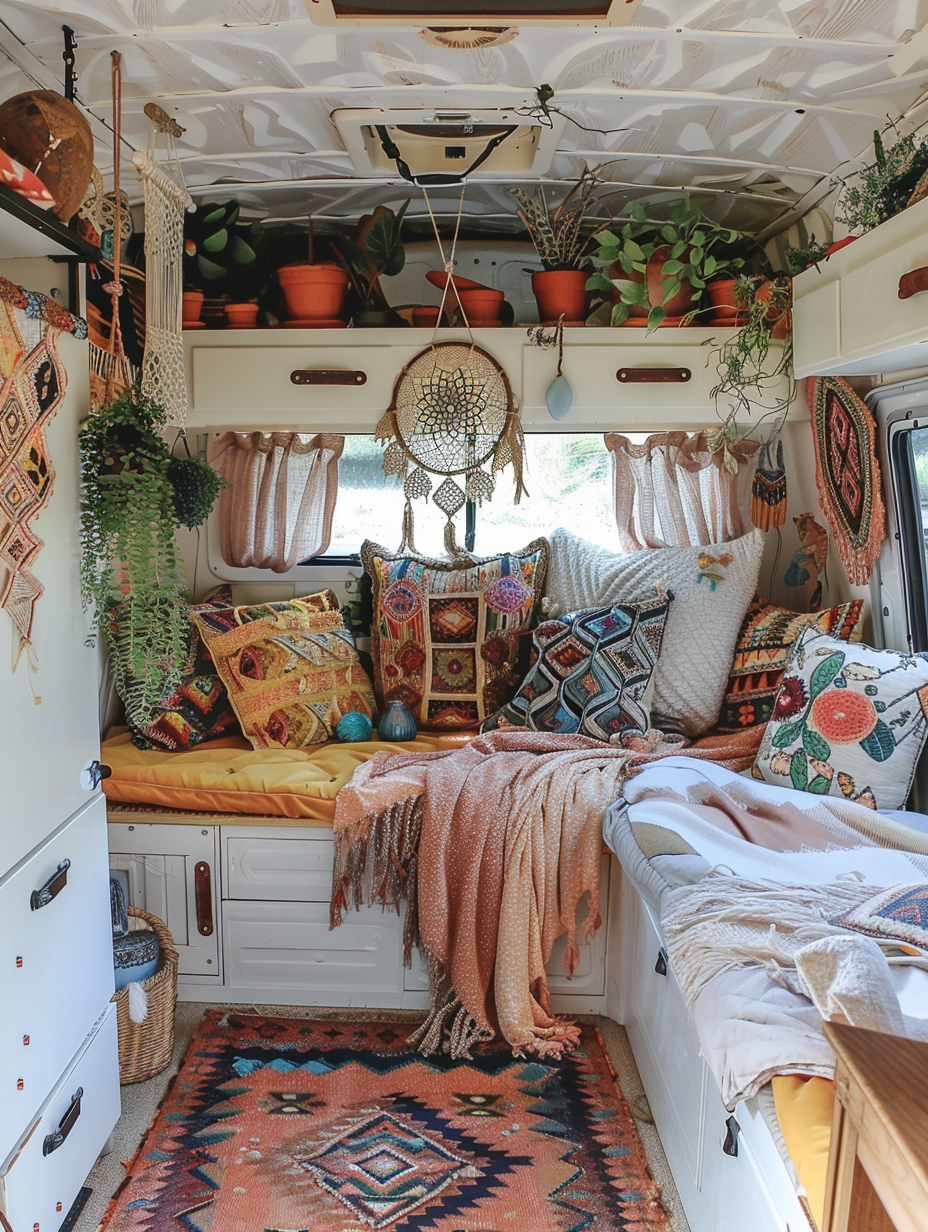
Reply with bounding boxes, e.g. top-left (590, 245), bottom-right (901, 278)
top-left (79, 390), bottom-right (226, 727)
